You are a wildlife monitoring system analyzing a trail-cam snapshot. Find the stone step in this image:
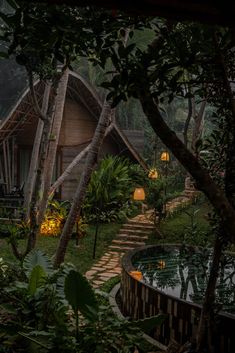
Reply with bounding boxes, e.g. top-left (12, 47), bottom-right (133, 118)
top-left (127, 220), bottom-right (155, 228)
top-left (119, 228), bottom-right (153, 235)
top-left (112, 239), bottom-right (145, 247)
top-left (117, 234), bottom-right (148, 241)
top-left (123, 223), bottom-right (154, 229)
top-left (108, 245), bottom-right (135, 251)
